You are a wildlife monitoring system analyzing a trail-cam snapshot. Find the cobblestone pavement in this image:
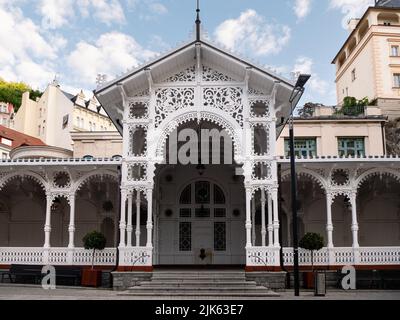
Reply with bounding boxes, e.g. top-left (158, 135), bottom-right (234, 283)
top-left (0, 284), bottom-right (399, 300)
